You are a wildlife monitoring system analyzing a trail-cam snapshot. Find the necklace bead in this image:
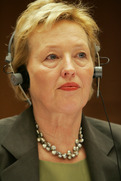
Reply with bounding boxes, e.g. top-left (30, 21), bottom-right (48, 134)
top-left (36, 123), bottom-right (84, 160)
